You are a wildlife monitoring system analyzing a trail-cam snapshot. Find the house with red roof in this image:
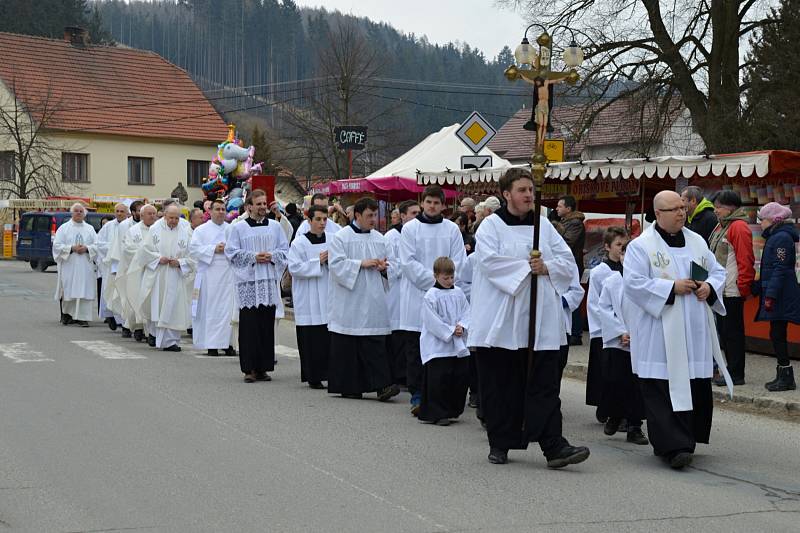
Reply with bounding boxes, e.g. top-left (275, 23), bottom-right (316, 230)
top-left (0, 28), bottom-right (228, 202)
